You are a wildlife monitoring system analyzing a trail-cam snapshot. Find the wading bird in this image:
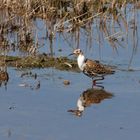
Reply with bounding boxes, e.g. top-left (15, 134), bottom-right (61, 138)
top-left (69, 49), bottom-right (115, 87)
